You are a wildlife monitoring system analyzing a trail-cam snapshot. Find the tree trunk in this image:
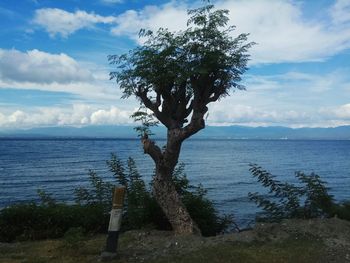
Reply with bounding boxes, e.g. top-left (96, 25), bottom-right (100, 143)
top-left (141, 129), bottom-right (200, 235)
top-left (153, 165), bottom-right (200, 235)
